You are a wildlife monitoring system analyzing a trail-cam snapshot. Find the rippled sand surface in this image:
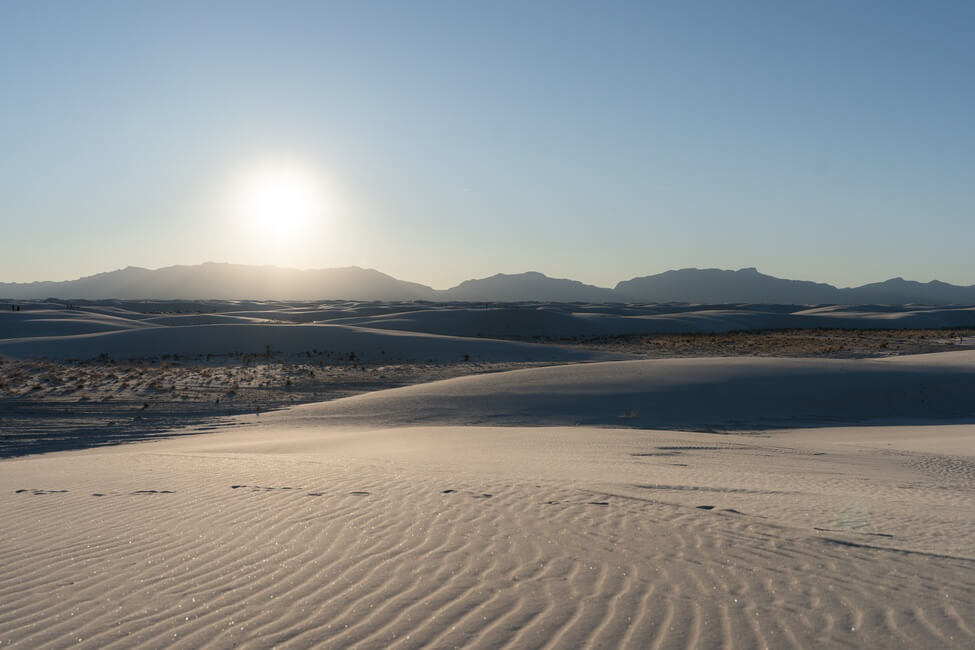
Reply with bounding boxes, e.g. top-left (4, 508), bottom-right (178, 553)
top-left (3, 353), bottom-right (974, 648)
